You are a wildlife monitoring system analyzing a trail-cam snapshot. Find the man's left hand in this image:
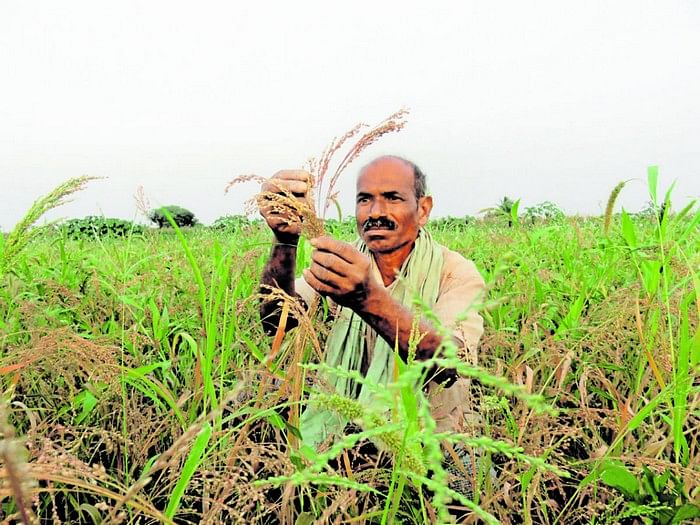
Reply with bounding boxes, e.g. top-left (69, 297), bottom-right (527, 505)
top-left (303, 236), bottom-right (377, 309)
